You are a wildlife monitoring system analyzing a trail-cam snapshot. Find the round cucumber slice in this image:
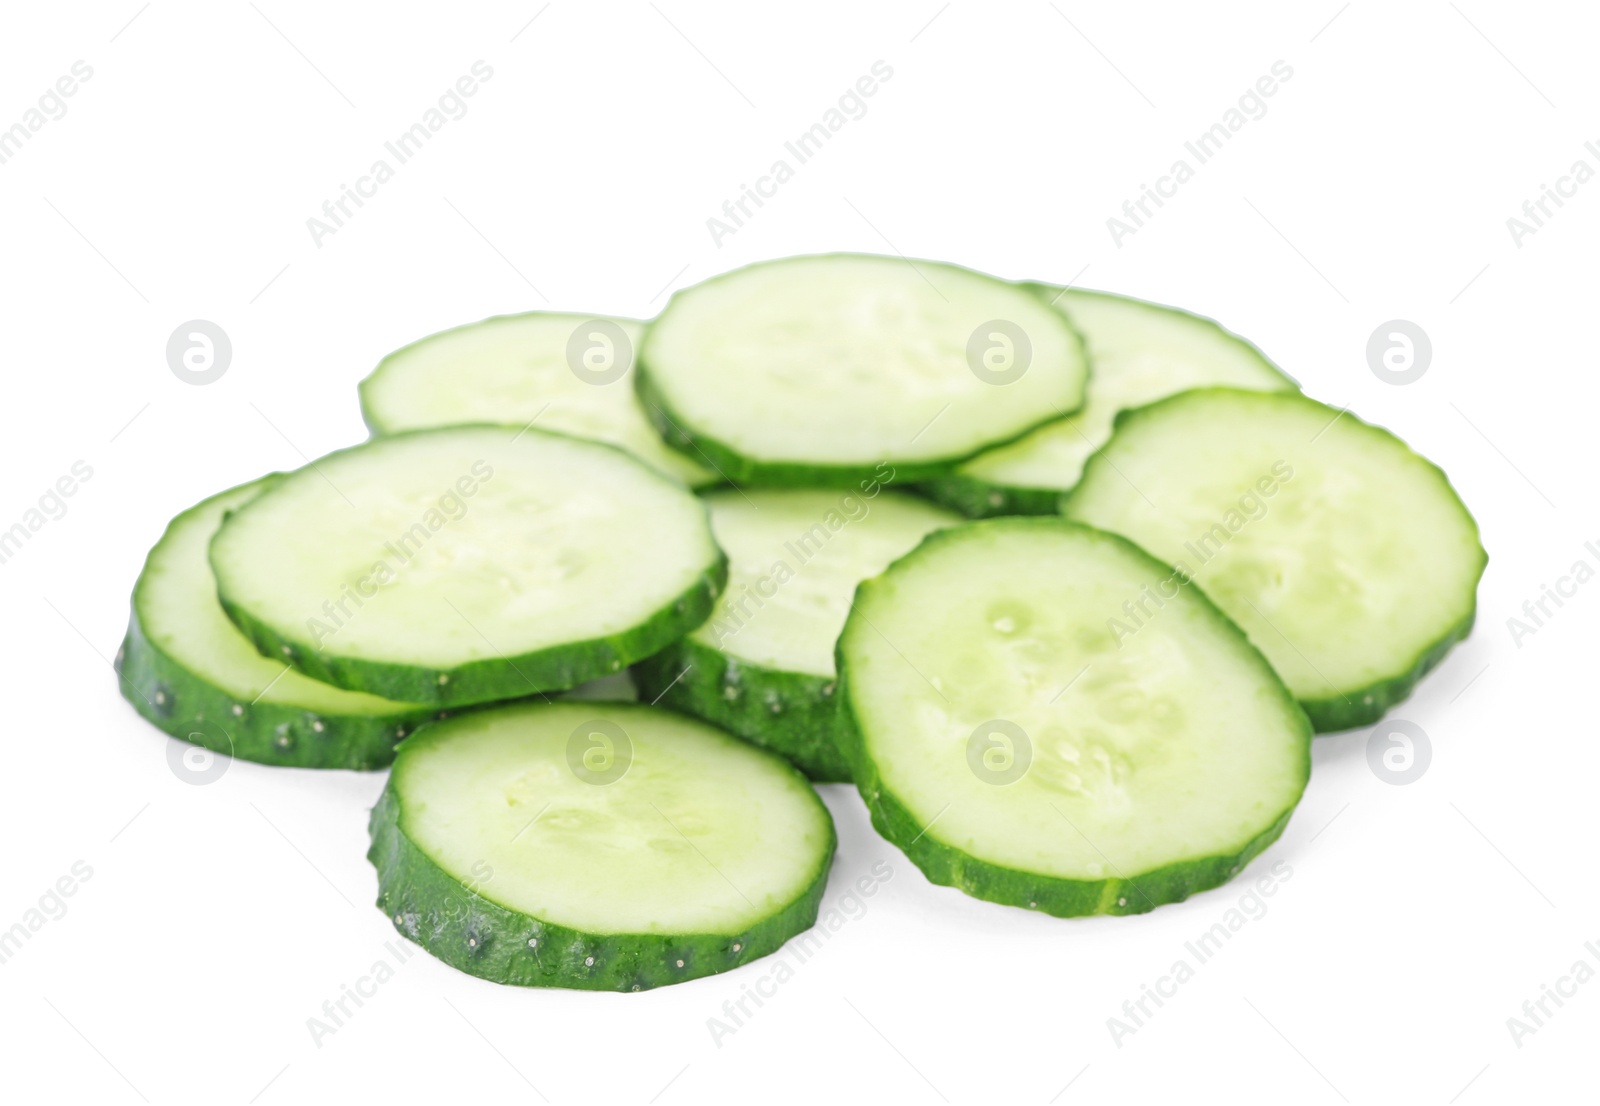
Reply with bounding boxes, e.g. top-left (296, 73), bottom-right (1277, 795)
top-left (1062, 388), bottom-right (1487, 731)
top-left (633, 489), bottom-right (961, 781)
top-left (359, 312), bottom-right (717, 489)
top-left (209, 426), bottom-right (727, 708)
top-left (117, 478), bottom-right (436, 769)
top-left (369, 701), bottom-right (836, 991)
top-left (637, 254), bottom-right (1089, 485)
top-left (924, 287), bottom-right (1297, 517)
top-left (836, 518), bottom-right (1311, 916)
